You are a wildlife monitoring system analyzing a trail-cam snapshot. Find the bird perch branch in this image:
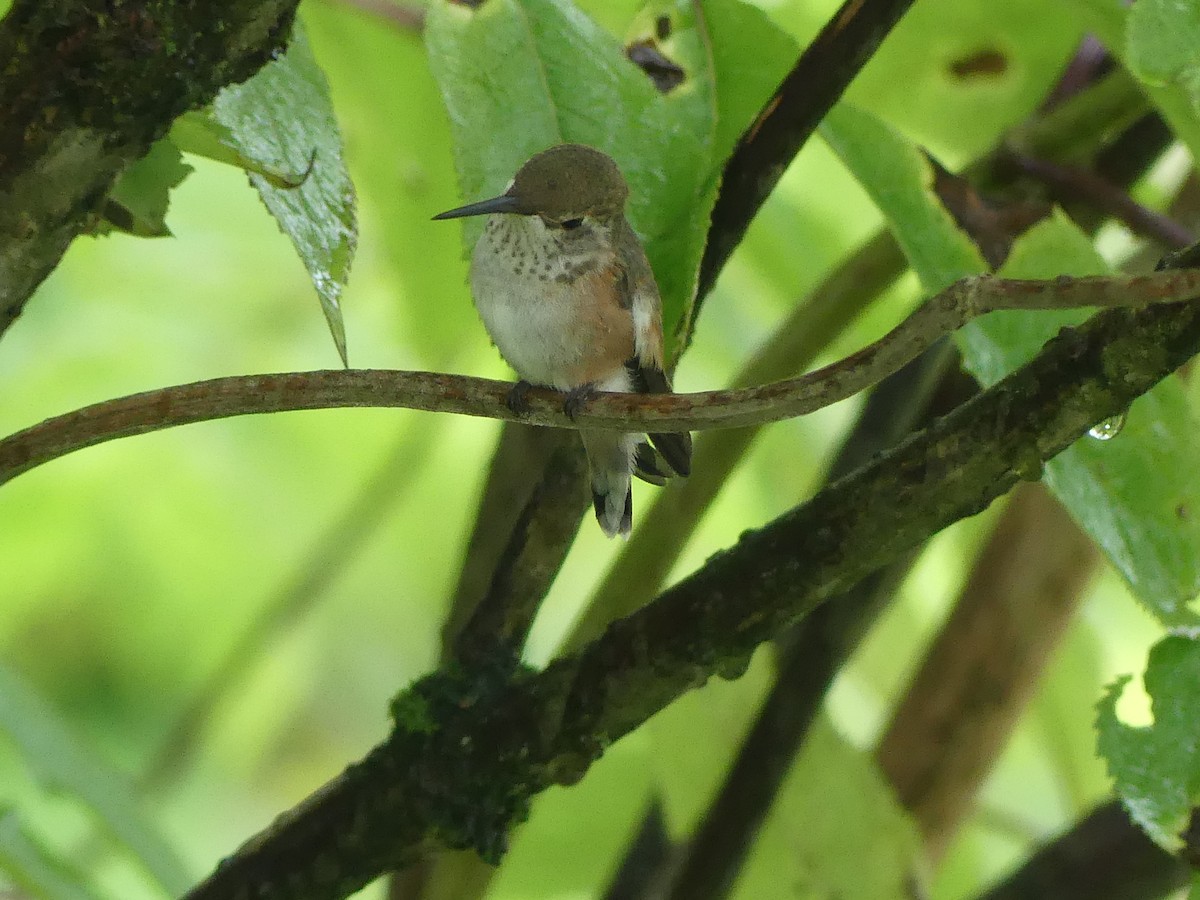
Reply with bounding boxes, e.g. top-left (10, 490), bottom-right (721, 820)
top-left (3, 269), bottom-right (1200, 487)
